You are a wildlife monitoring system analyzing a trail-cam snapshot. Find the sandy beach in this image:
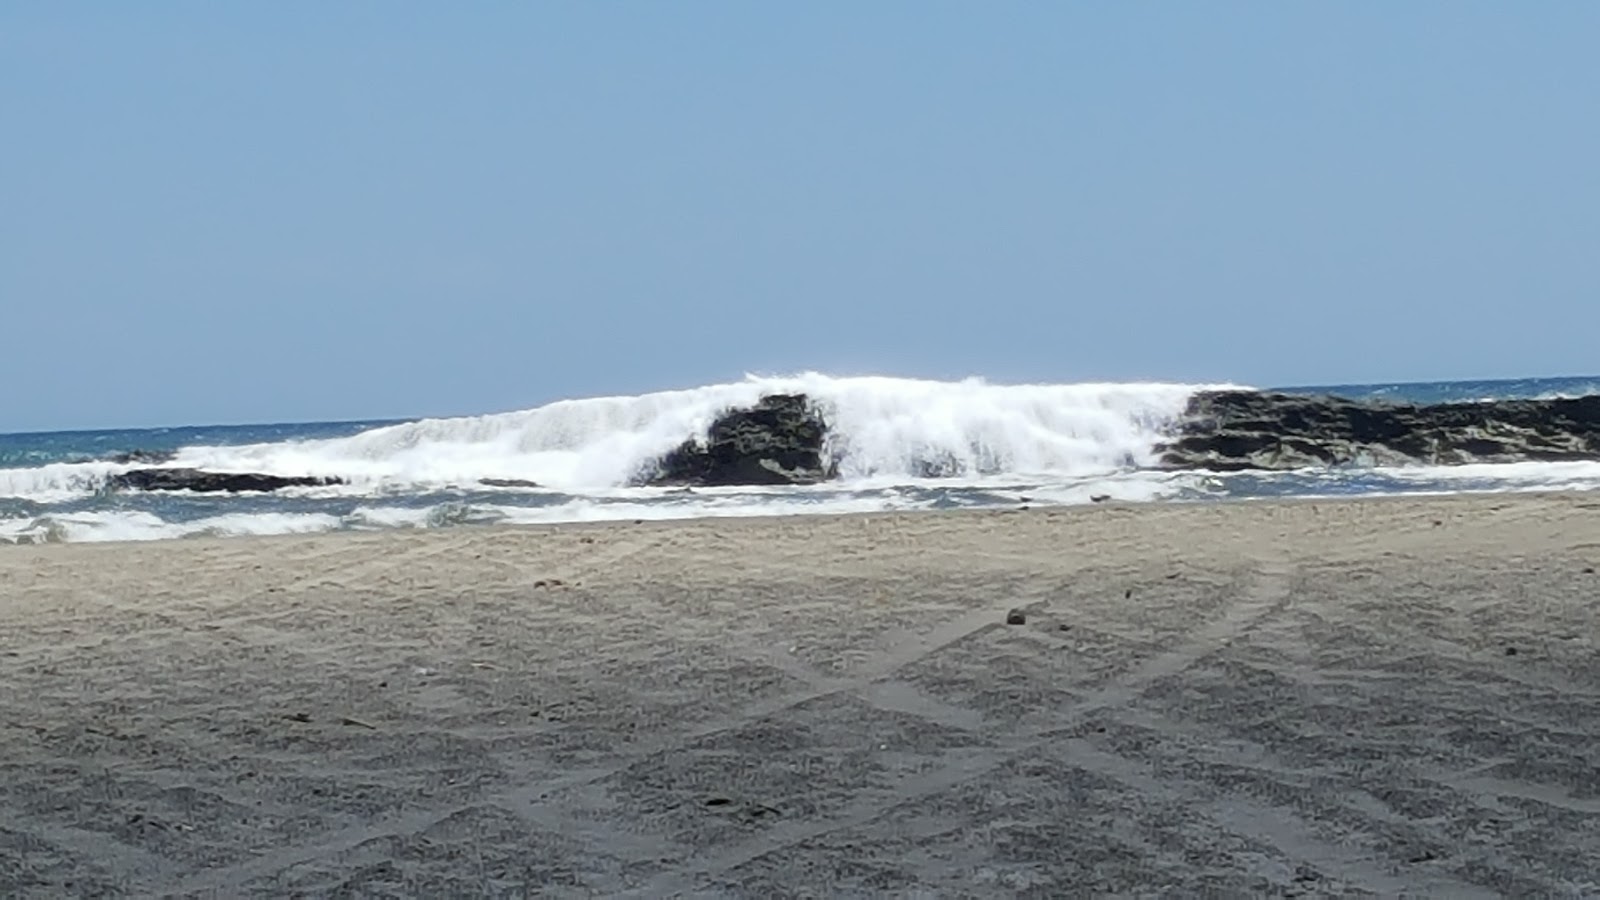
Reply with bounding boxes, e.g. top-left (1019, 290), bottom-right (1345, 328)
top-left (2, 494), bottom-right (1599, 897)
